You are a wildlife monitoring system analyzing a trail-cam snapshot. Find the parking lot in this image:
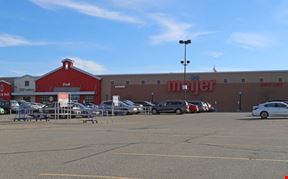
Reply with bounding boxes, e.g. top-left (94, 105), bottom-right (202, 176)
top-left (0, 113), bottom-right (288, 179)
